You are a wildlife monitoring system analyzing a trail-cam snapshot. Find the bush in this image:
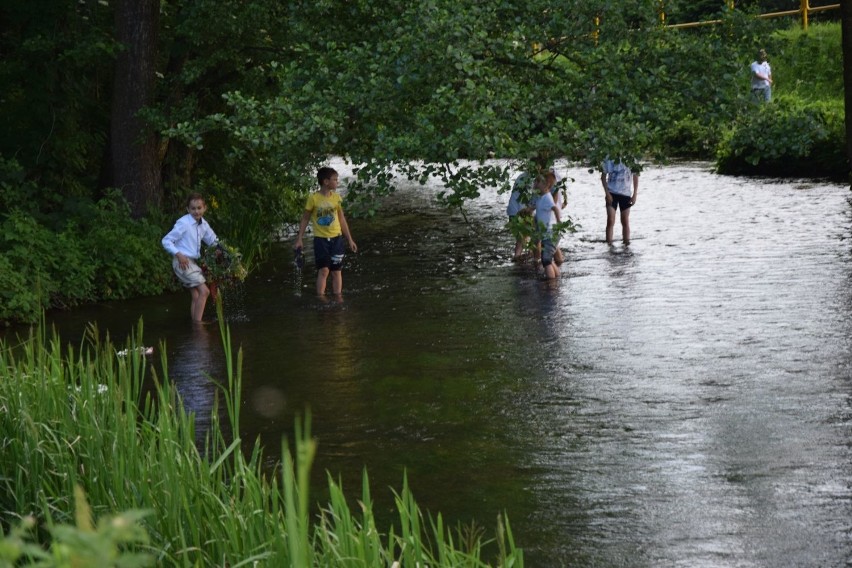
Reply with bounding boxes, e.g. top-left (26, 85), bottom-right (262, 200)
top-left (0, 210), bottom-right (95, 312)
top-left (0, 254), bottom-right (42, 323)
top-left (79, 192), bottom-right (177, 300)
top-left (661, 114), bottom-right (723, 159)
top-left (715, 98), bottom-right (846, 179)
top-left (0, 170), bottom-right (177, 324)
